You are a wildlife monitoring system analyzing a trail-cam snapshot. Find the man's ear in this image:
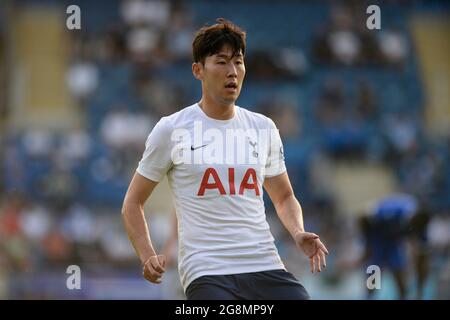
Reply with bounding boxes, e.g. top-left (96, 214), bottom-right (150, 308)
top-left (192, 62), bottom-right (203, 80)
